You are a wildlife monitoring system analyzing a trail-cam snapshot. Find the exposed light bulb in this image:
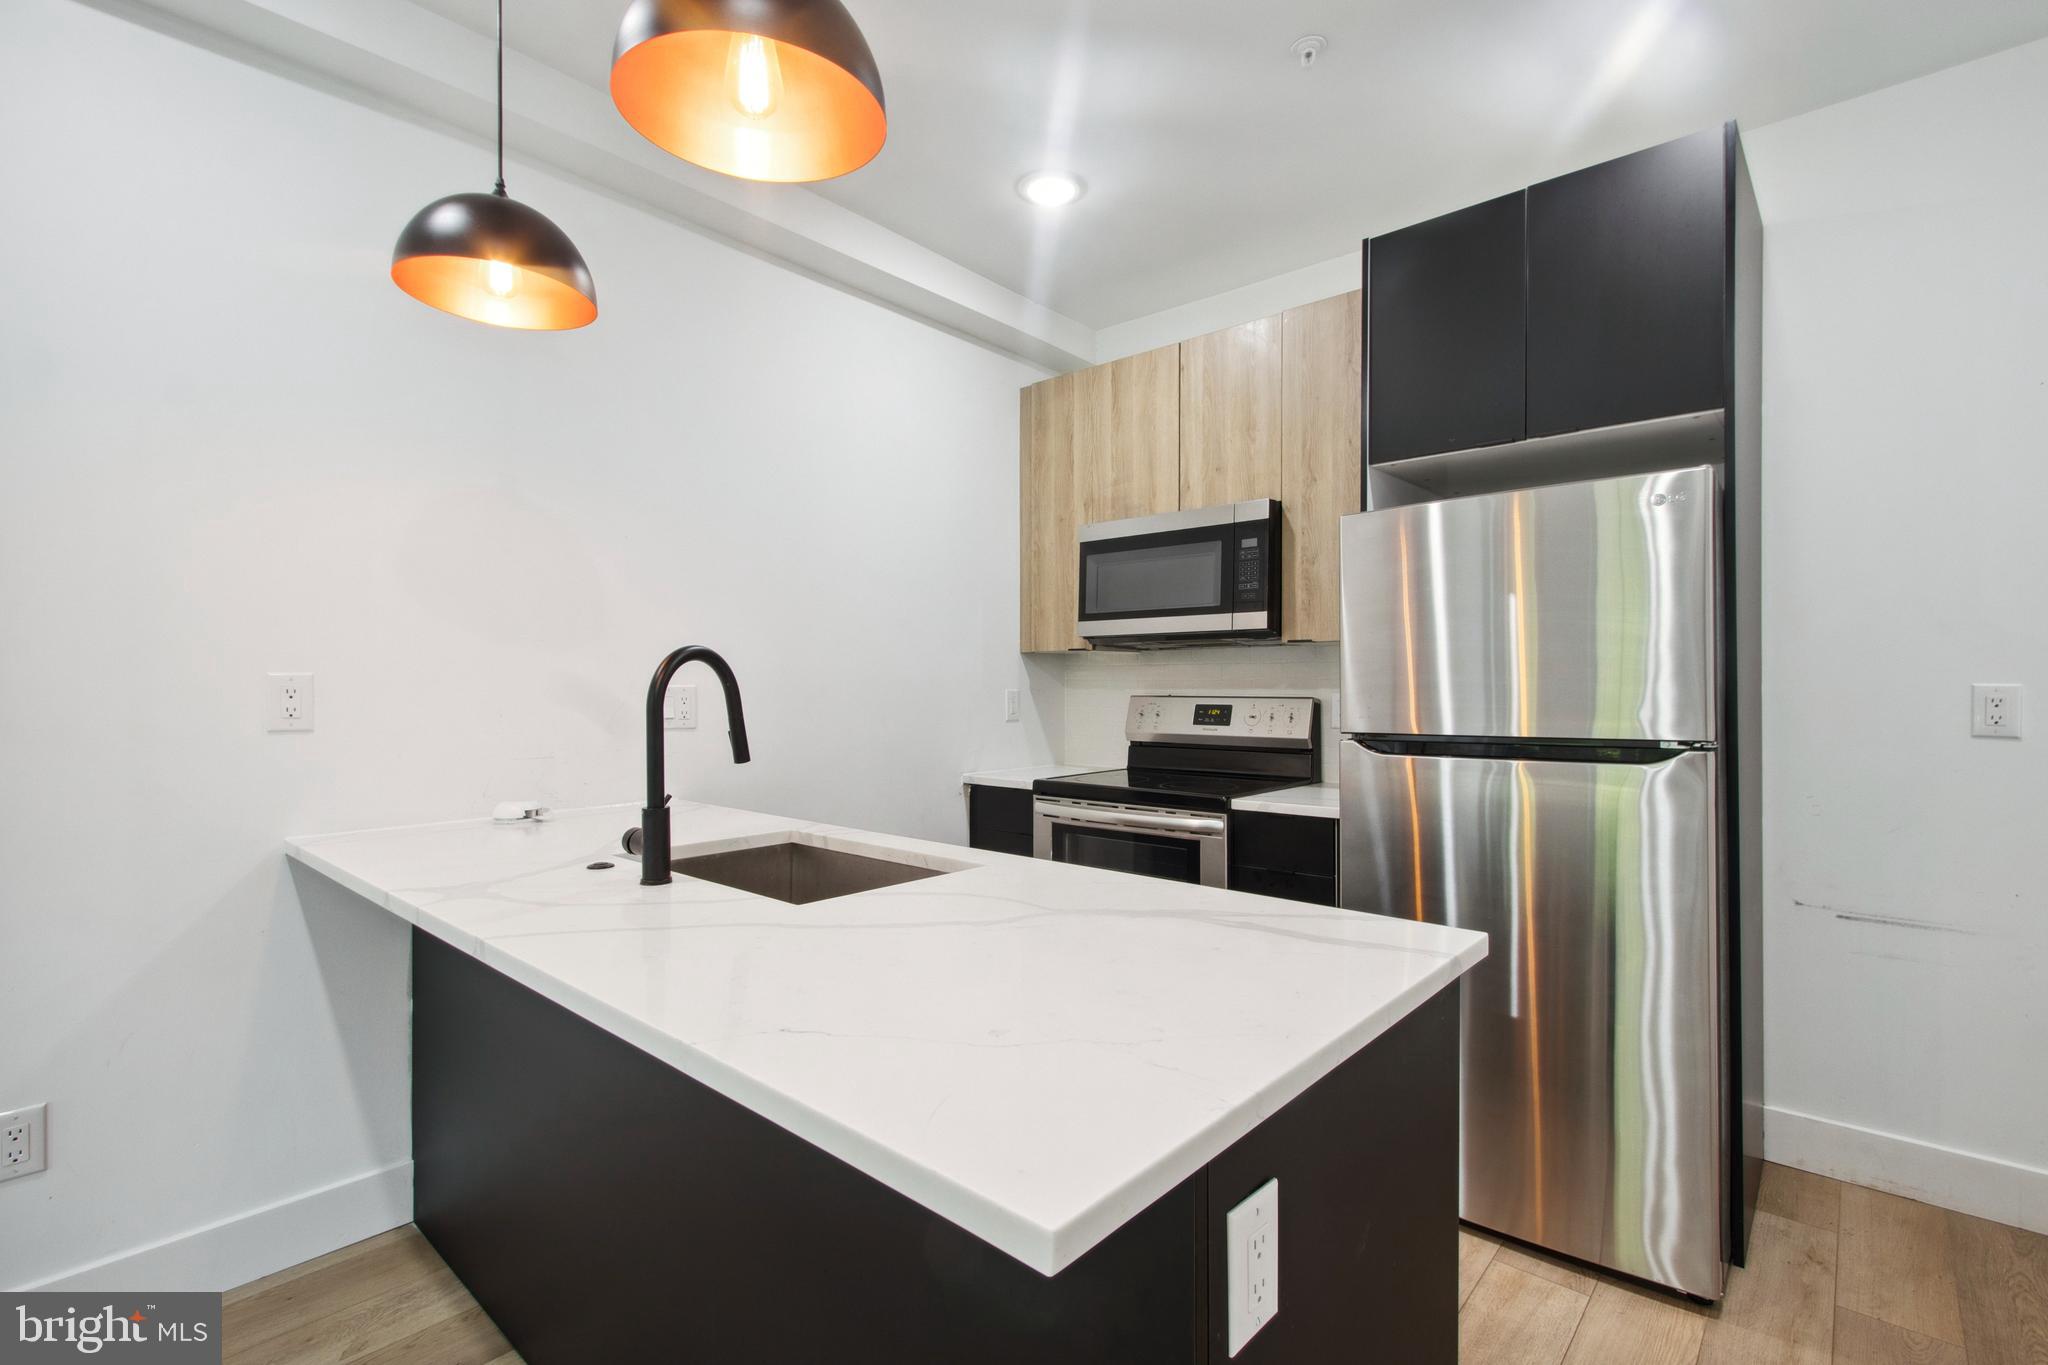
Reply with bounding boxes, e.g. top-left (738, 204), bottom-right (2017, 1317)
top-left (485, 259), bottom-right (518, 299)
top-left (728, 34), bottom-right (783, 120)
